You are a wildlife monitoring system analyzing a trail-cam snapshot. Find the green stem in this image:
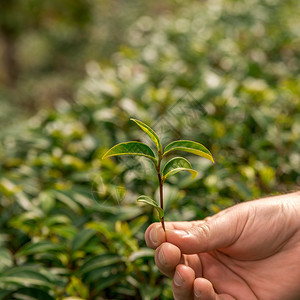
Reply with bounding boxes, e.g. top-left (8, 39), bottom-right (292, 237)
top-left (157, 152), bottom-right (166, 234)
top-left (158, 172), bottom-right (165, 232)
